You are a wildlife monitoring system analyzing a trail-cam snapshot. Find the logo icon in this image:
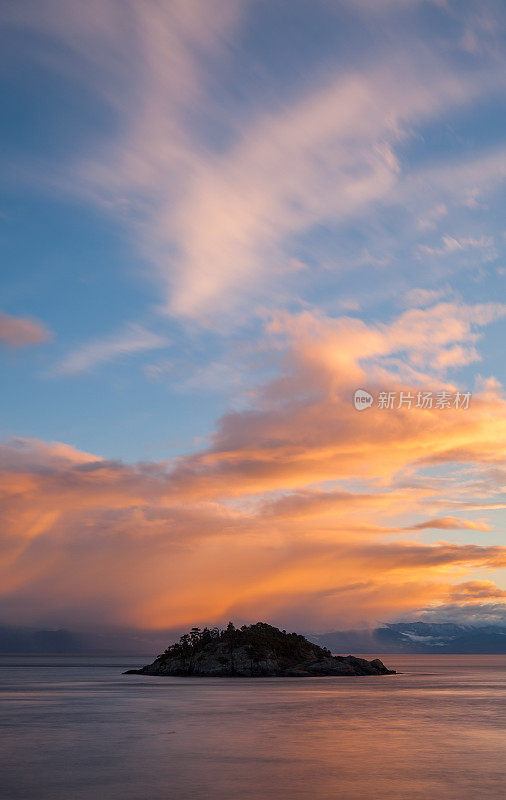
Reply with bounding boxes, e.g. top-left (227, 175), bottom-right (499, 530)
top-left (353, 389), bottom-right (373, 411)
